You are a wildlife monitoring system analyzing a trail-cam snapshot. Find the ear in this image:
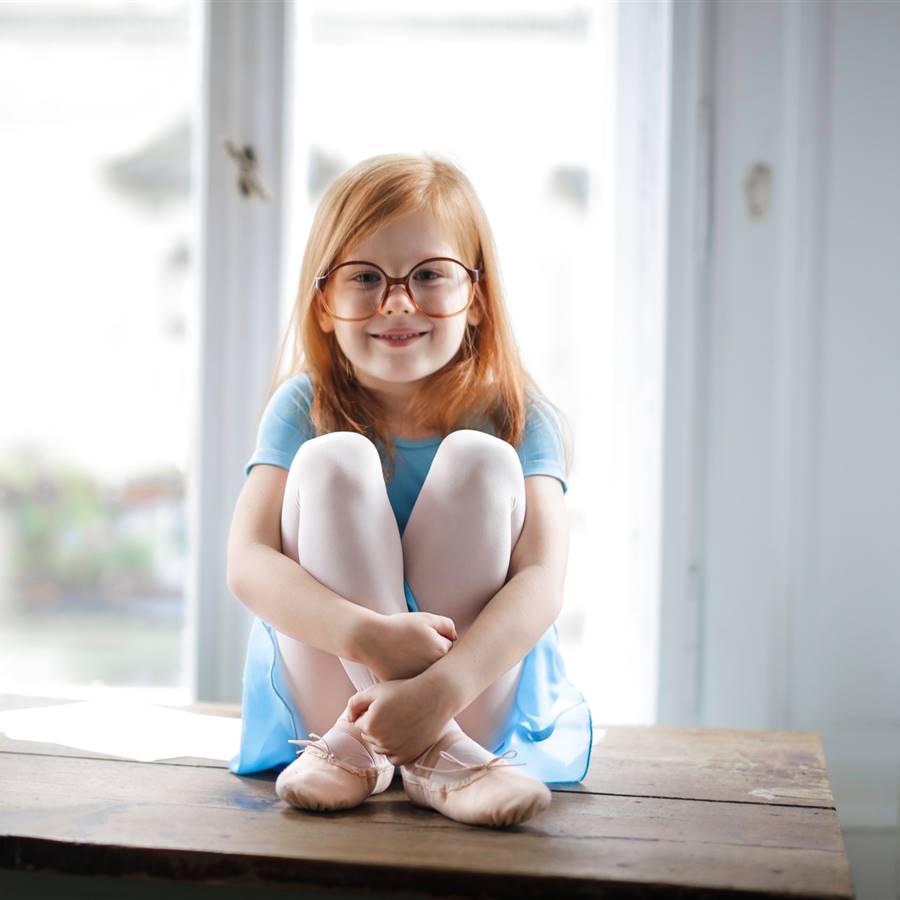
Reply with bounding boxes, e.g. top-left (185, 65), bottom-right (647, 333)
top-left (466, 289), bottom-right (484, 327)
top-left (315, 291), bottom-right (335, 333)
